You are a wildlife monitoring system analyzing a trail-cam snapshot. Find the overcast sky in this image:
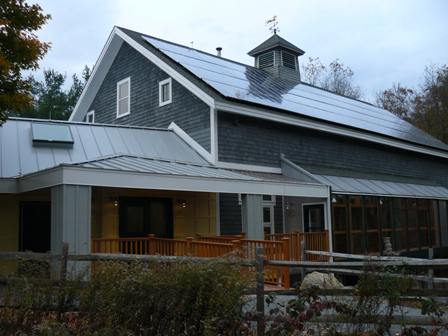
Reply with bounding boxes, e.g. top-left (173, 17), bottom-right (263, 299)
top-left (33, 0), bottom-right (448, 102)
